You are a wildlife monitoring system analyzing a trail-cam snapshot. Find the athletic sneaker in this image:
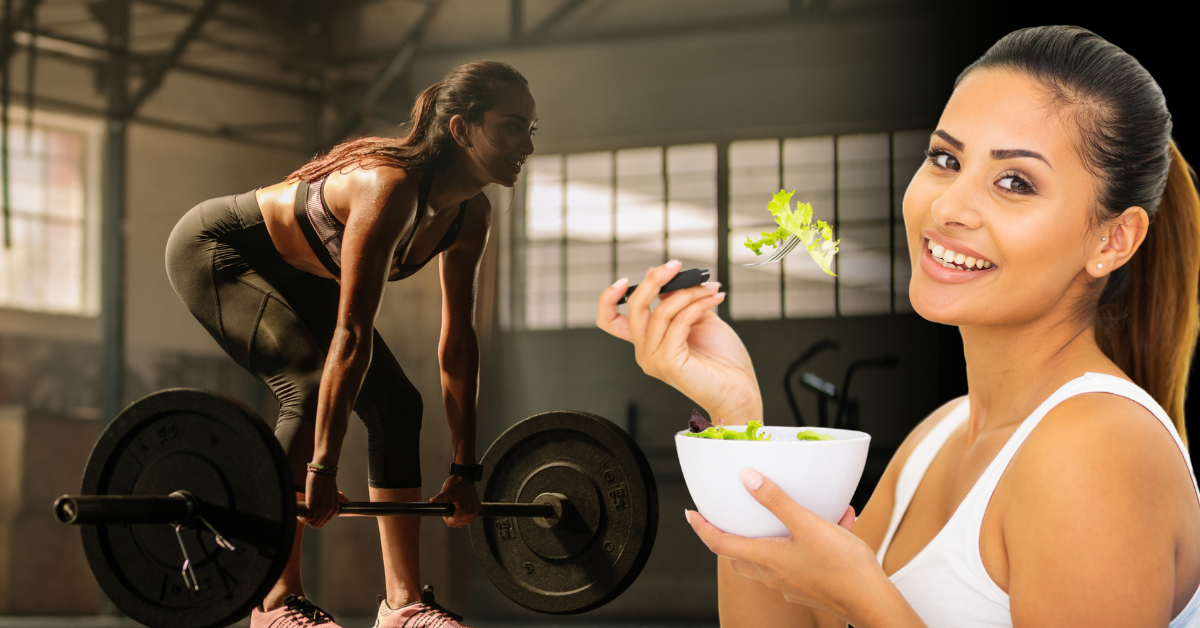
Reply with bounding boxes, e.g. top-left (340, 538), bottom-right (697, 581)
top-left (375, 585), bottom-right (471, 628)
top-left (250, 594), bottom-right (341, 627)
